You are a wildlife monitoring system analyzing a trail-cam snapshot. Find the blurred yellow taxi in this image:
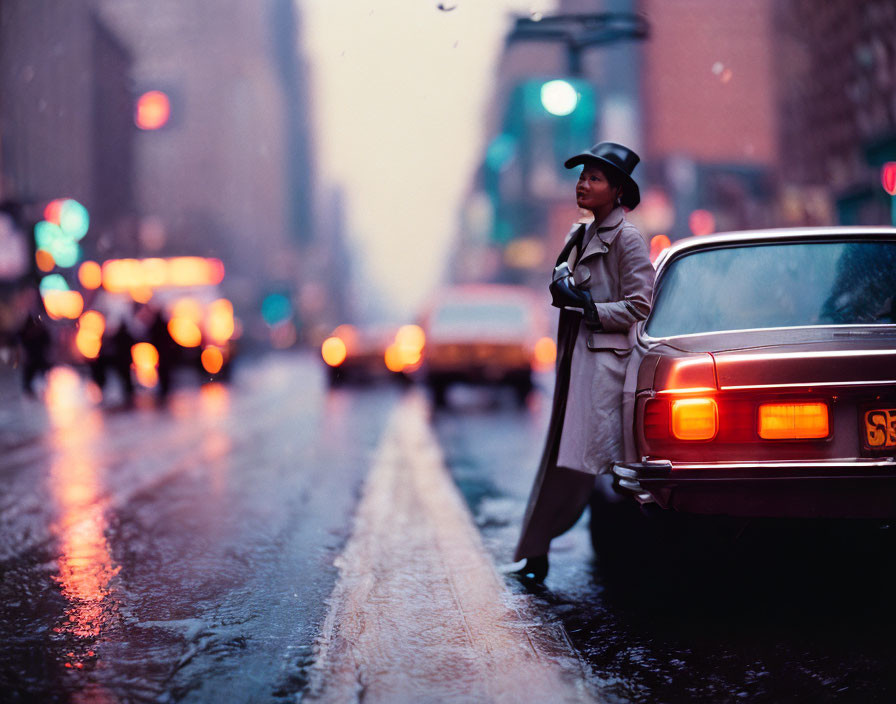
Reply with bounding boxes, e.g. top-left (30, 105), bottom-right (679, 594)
top-left (420, 284), bottom-right (554, 406)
